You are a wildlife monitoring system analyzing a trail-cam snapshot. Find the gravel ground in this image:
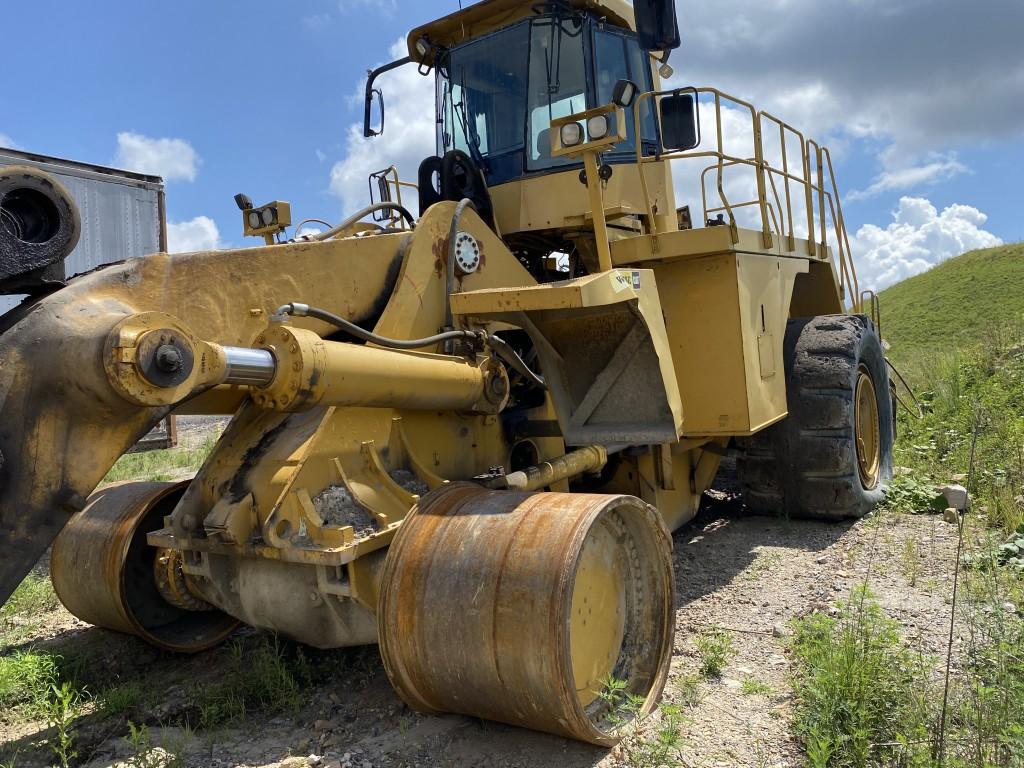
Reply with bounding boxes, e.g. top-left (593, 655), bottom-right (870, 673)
top-left (1, 464), bottom-right (962, 768)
